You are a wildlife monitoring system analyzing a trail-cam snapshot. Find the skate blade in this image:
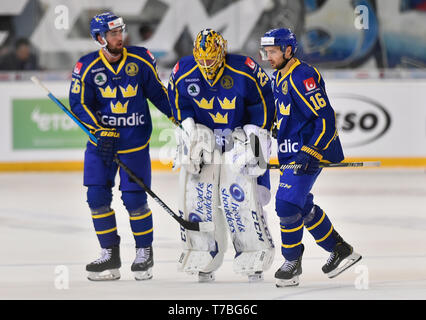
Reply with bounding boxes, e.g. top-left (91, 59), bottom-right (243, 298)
top-left (248, 272), bottom-right (264, 283)
top-left (87, 269), bottom-right (120, 281)
top-left (327, 253), bottom-right (362, 279)
top-left (134, 268), bottom-right (153, 281)
top-left (198, 272), bottom-right (215, 283)
top-left (275, 276), bottom-right (299, 287)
